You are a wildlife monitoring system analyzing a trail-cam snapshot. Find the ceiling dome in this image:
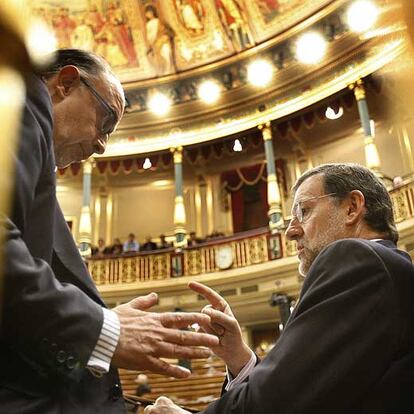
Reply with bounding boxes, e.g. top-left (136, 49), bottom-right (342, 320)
top-left (31, 0), bottom-right (331, 82)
